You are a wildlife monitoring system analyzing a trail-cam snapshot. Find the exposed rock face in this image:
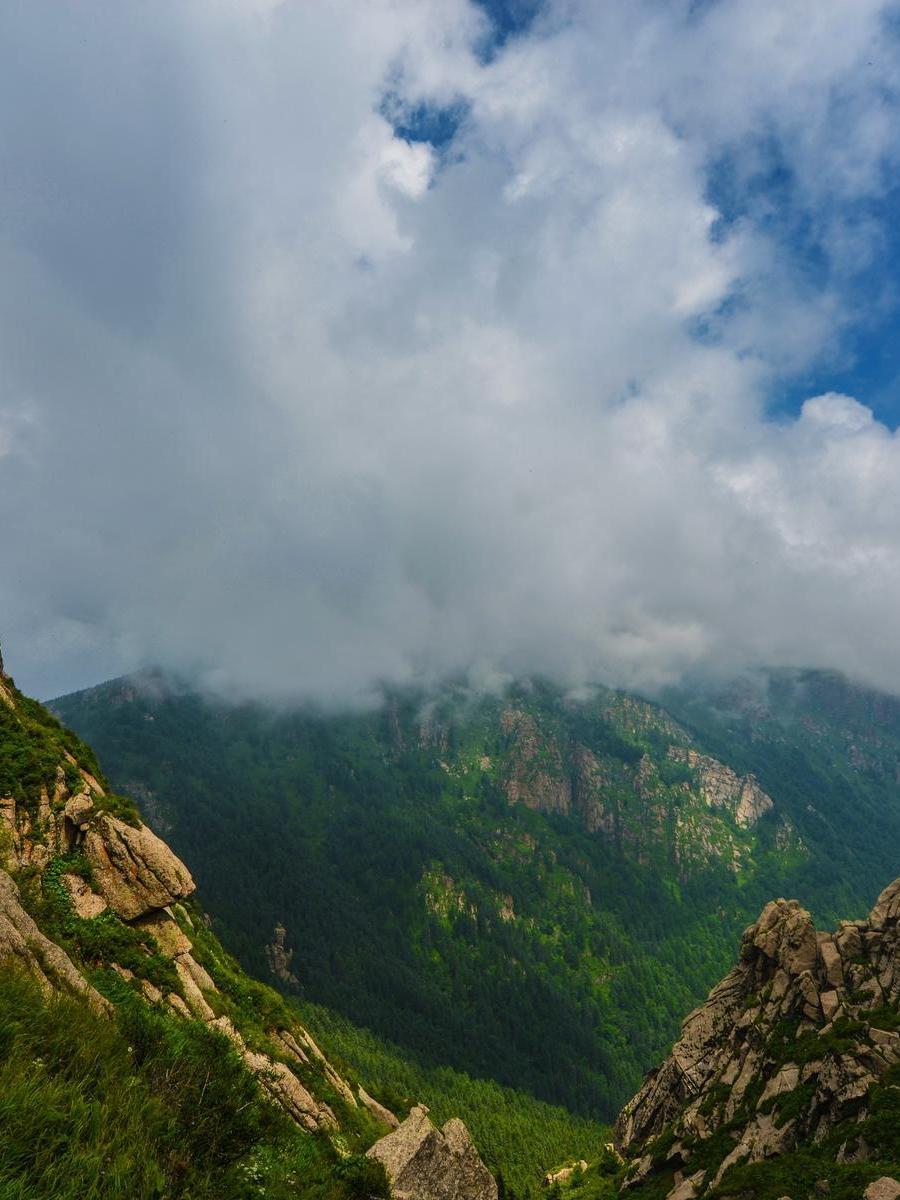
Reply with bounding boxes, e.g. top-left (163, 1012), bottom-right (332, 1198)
top-left (367, 1105), bottom-right (498, 1200)
top-left (83, 813), bottom-right (195, 919)
top-left (500, 708), bottom-right (571, 815)
top-left (866, 1179), bottom-right (900, 1200)
top-left (572, 745), bottom-right (617, 837)
top-left (667, 748), bottom-right (774, 828)
top-left (615, 878), bottom-right (900, 1193)
top-left (0, 870), bottom-right (110, 1013)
